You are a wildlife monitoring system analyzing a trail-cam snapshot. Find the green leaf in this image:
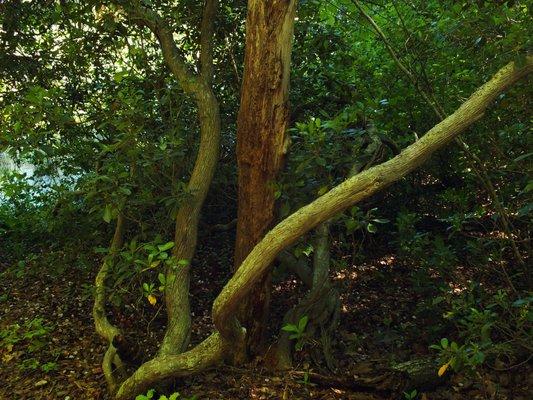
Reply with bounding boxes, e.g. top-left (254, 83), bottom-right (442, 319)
top-left (289, 333), bottom-right (300, 340)
top-left (345, 219), bottom-right (360, 233)
top-left (281, 323), bottom-right (298, 333)
top-left (523, 182), bottom-right (533, 193)
top-left (512, 297), bottom-right (533, 307)
top-left (157, 241), bottom-right (174, 252)
top-left (317, 185), bottom-right (329, 196)
top-left (440, 338), bottom-right (449, 349)
top-left (298, 315), bottom-right (309, 331)
top-left (103, 204), bottom-right (113, 223)
top-left (471, 351), bottom-right (485, 365)
top-left (366, 223), bottom-right (377, 233)
top-left (513, 152), bottom-right (533, 162)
